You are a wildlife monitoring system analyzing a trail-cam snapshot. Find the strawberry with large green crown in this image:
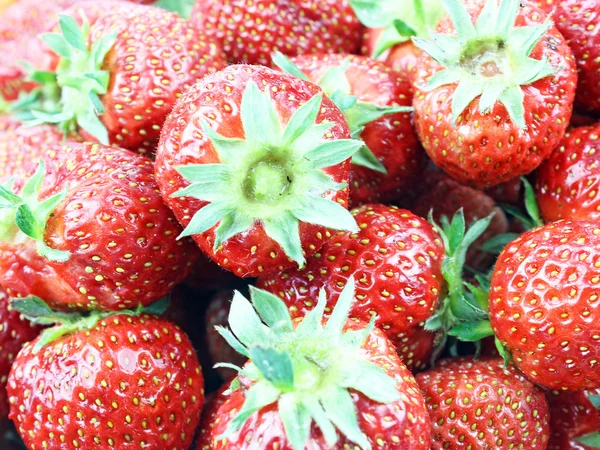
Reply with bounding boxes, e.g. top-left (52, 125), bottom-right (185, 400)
top-left (412, 0), bottom-right (577, 188)
top-left (155, 65), bottom-right (363, 278)
top-left (206, 279), bottom-right (432, 450)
